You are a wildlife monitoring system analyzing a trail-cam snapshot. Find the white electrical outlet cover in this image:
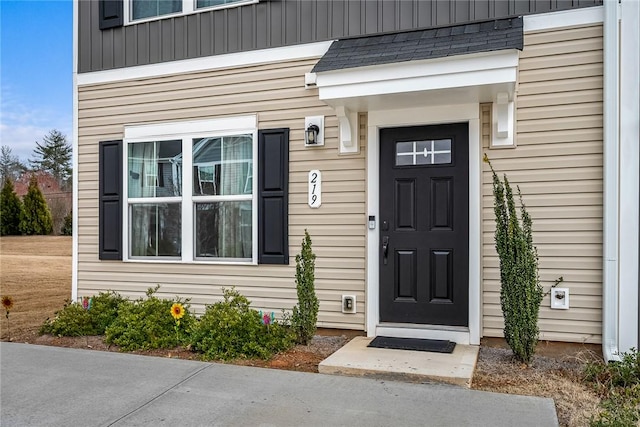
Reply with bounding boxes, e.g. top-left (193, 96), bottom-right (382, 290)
top-left (341, 295), bottom-right (356, 314)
